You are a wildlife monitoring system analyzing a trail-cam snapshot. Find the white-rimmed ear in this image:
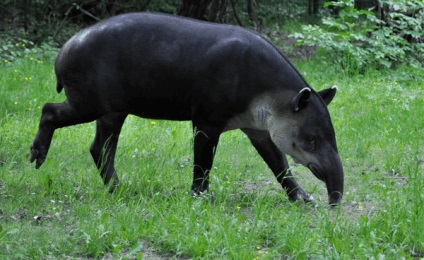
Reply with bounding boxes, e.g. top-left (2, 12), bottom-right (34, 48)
top-left (318, 85), bottom-right (338, 106)
top-left (292, 87), bottom-right (311, 112)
